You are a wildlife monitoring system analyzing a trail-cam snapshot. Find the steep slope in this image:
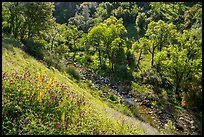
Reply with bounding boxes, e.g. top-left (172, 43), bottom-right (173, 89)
top-left (2, 36), bottom-right (161, 135)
